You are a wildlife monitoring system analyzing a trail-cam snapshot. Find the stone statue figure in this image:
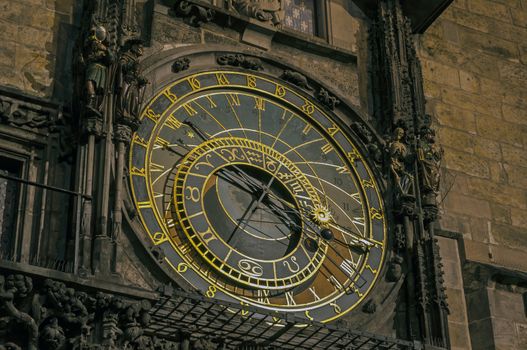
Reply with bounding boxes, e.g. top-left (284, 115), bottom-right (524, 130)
top-left (39, 317), bottom-right (66, 350)
top-left (116, 39), bottom-right (148, 129)
top-left (418, 126), bottom-right (443, 199)
top-left (388, 127), bottom-right (413, 196)
top-left (232, 0), bottom-right (283, 25)
top-left (82, 26), bottom-right (114, 113)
